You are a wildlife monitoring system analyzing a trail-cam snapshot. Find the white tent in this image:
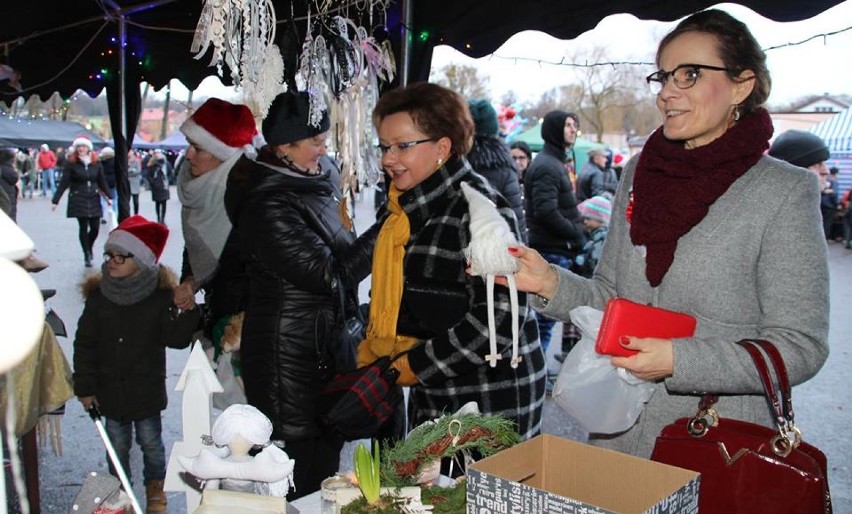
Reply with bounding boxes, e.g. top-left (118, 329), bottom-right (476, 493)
top-left (810, 107), bottom-right (852, 153)
top-left (810, 107), bottom-right (852, 196)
